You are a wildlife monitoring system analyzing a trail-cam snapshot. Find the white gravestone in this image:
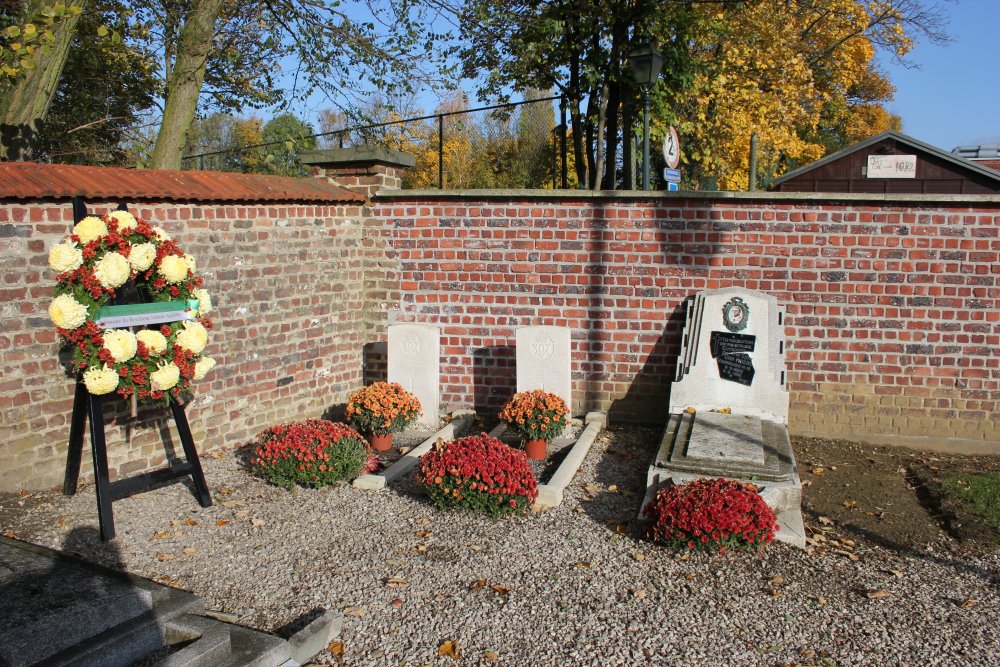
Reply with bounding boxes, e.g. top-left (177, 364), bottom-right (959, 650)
top-left (515, 325), bottom-right (572, 414)
top-left (669, 288), bottom-right (788, 424)
top-left (388, 324), bottom-right (440, 429)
